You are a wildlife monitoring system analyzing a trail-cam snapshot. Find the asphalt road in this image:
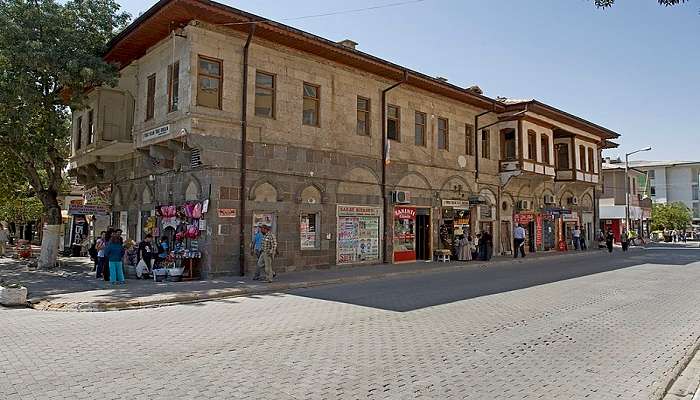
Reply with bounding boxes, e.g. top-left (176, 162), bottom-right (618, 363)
top-left (2, 246), bottom-right (700, 400)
